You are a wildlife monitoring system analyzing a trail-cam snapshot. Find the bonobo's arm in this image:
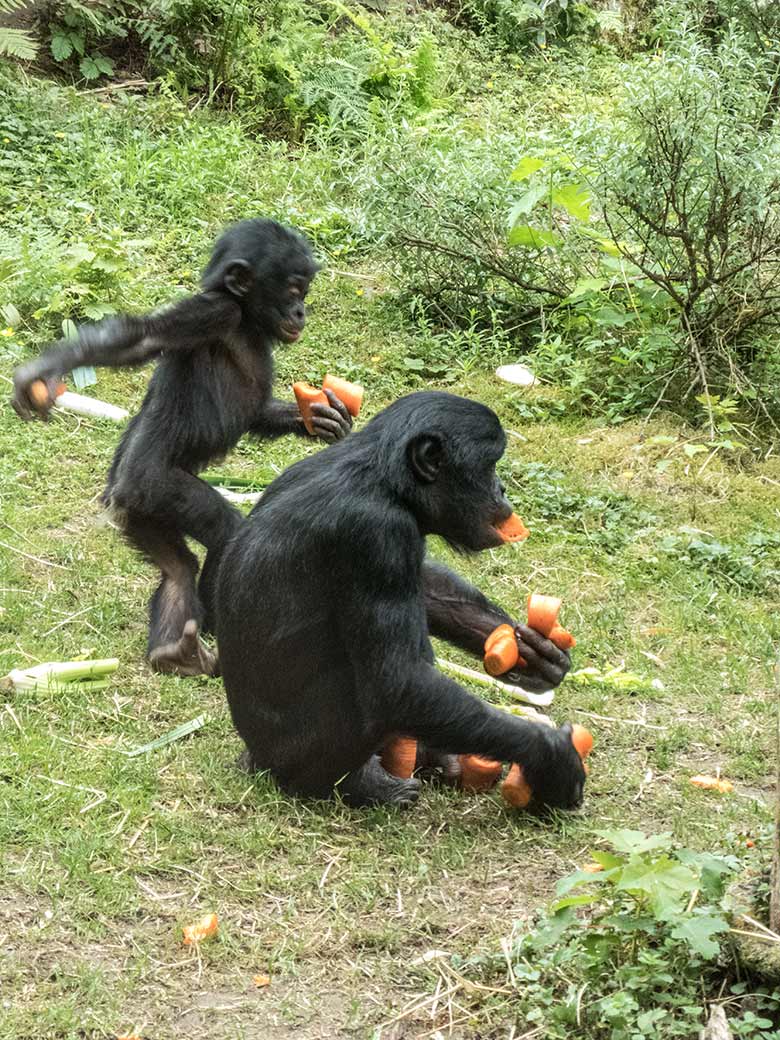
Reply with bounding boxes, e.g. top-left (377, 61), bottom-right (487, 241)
top-left (250, 389), bottom-right (353, 444)
top-left (11, 292), bottom-right (242, 420)
top-left (423, 559), bottom-right (570, 693)
top-left (343, 542), bottom-right (584, 810)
